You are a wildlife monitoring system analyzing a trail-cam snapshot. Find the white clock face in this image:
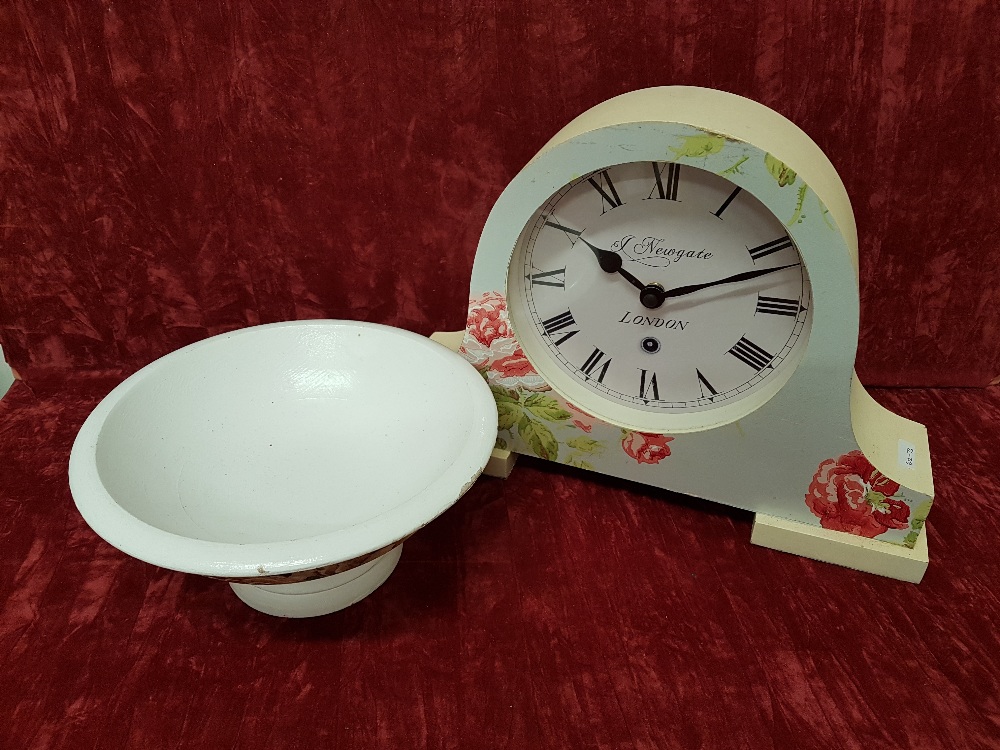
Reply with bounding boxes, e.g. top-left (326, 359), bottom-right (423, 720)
top-left (508, 161), bottom-right (812, 429)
